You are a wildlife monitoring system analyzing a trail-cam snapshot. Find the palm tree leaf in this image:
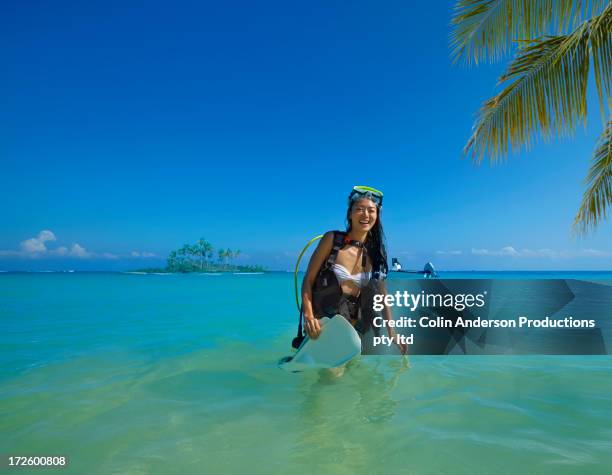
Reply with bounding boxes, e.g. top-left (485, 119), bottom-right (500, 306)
top-left (450, 0), bottom-right (607, 64)
top-left (589, 3), bottom-right (612, 121)
top-left (574, 120), bottom-right (612, 233)
top-left (465, 20), bottom-right (593, 162)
